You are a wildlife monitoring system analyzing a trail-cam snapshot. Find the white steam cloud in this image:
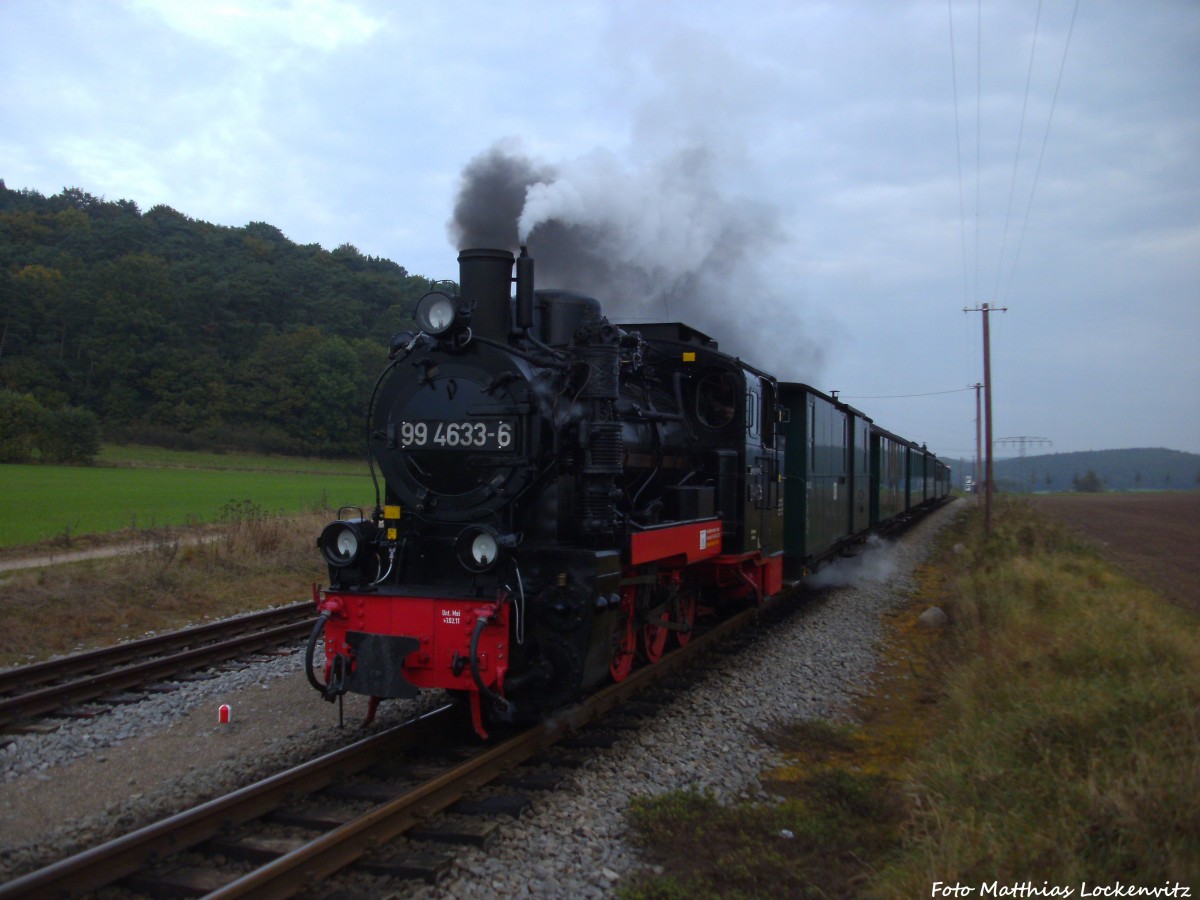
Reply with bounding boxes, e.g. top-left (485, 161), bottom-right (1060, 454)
top-left (805, 536), bottom-right (899, 589)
